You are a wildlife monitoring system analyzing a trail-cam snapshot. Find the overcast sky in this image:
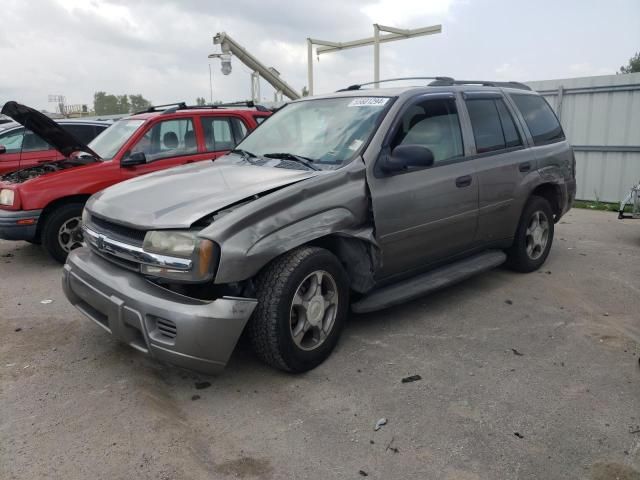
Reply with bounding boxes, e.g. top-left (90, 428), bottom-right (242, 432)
top-left (1, 0), bottom-right (638, 111)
